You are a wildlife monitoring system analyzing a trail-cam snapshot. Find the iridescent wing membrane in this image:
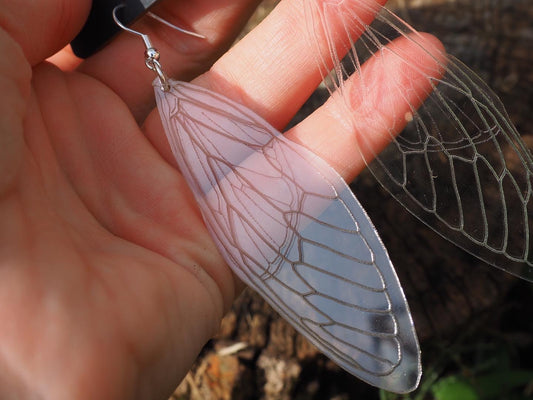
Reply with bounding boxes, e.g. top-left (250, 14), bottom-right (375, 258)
top-left (306, 0), bottom-right (533, 280)
top-left (155, 80), bottom-right (420, 392)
